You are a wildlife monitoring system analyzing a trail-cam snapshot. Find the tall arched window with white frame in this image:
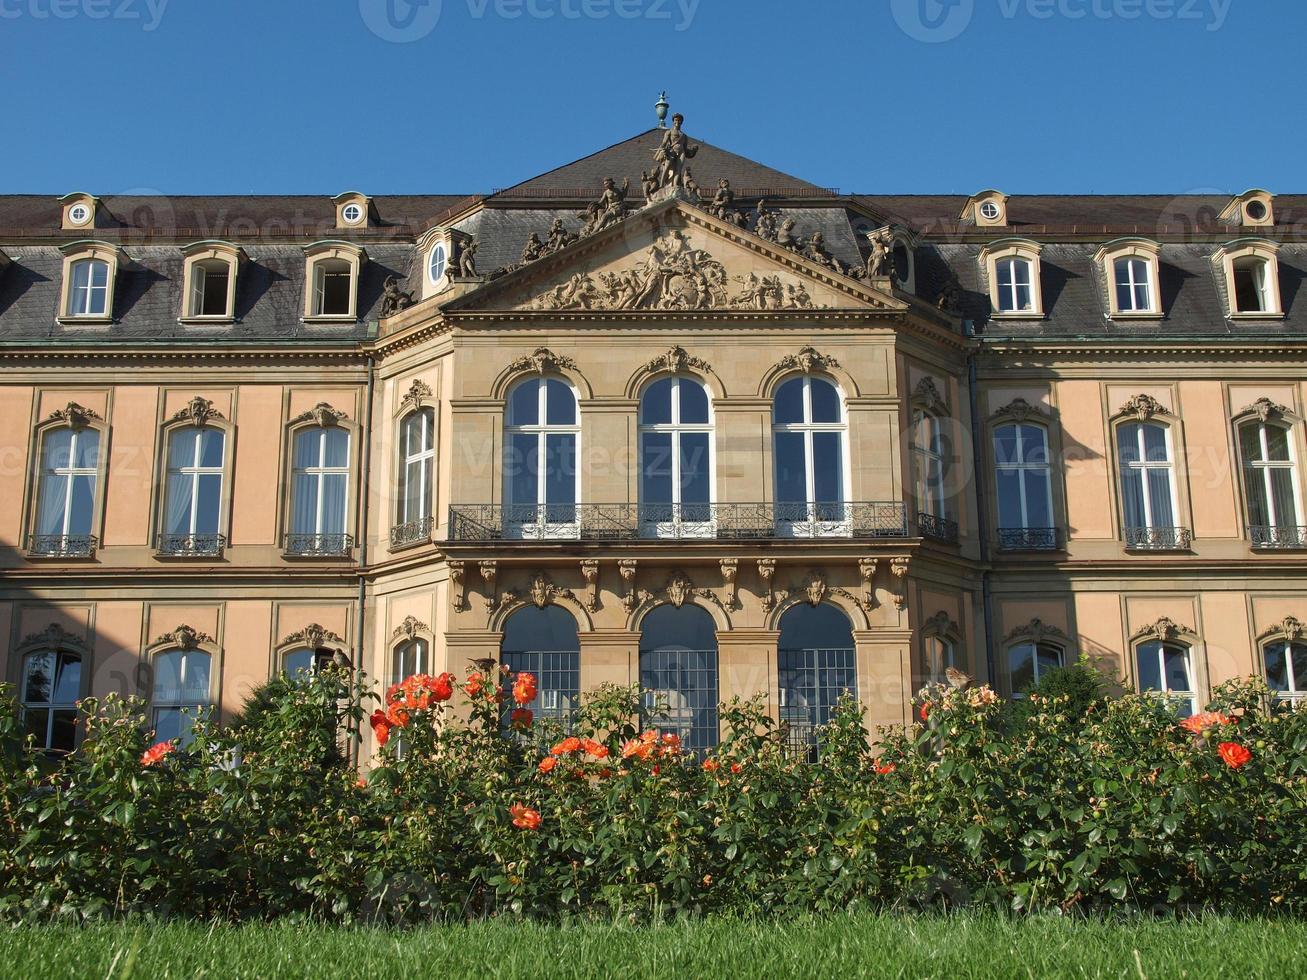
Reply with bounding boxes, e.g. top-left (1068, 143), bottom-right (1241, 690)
top-left (1263, 638), bottom-right (1307, 706)
top-left (994, 422), bottom-right (1055, 551)
top-left (639, 375), bottom-right (713, 537)
top-left (20, 647), bottom-right (82, 752)
top-left (1239, 419), bottom-right (1302, 548)
top-left (160, 426), bottom-right (225, 556)
top-left (151, 648), bottom-right (212, 746)
top-left (772, 376), bottom-right (848, 535)
top-left (995, 256), bottom-right (1034, 313)
top-left (913, 413), bottom-right (949, 519)
top-left (503, 377), bottom-right (579, 538)
top-left (288, 425), bottom-right (351, 556)
top-left (394, 407), bottom-right (436, 547)
top-left (1136, 640), bottom-right (1197, 717)
top-left (32, 425), bottom-right (101, 557)
top-left (1117, 421), bottom-right (1183, 550)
